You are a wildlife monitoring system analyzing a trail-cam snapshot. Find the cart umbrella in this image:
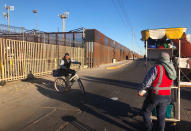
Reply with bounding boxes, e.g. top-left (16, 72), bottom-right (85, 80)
top-left (141, 28), bottom-right (187, 40)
